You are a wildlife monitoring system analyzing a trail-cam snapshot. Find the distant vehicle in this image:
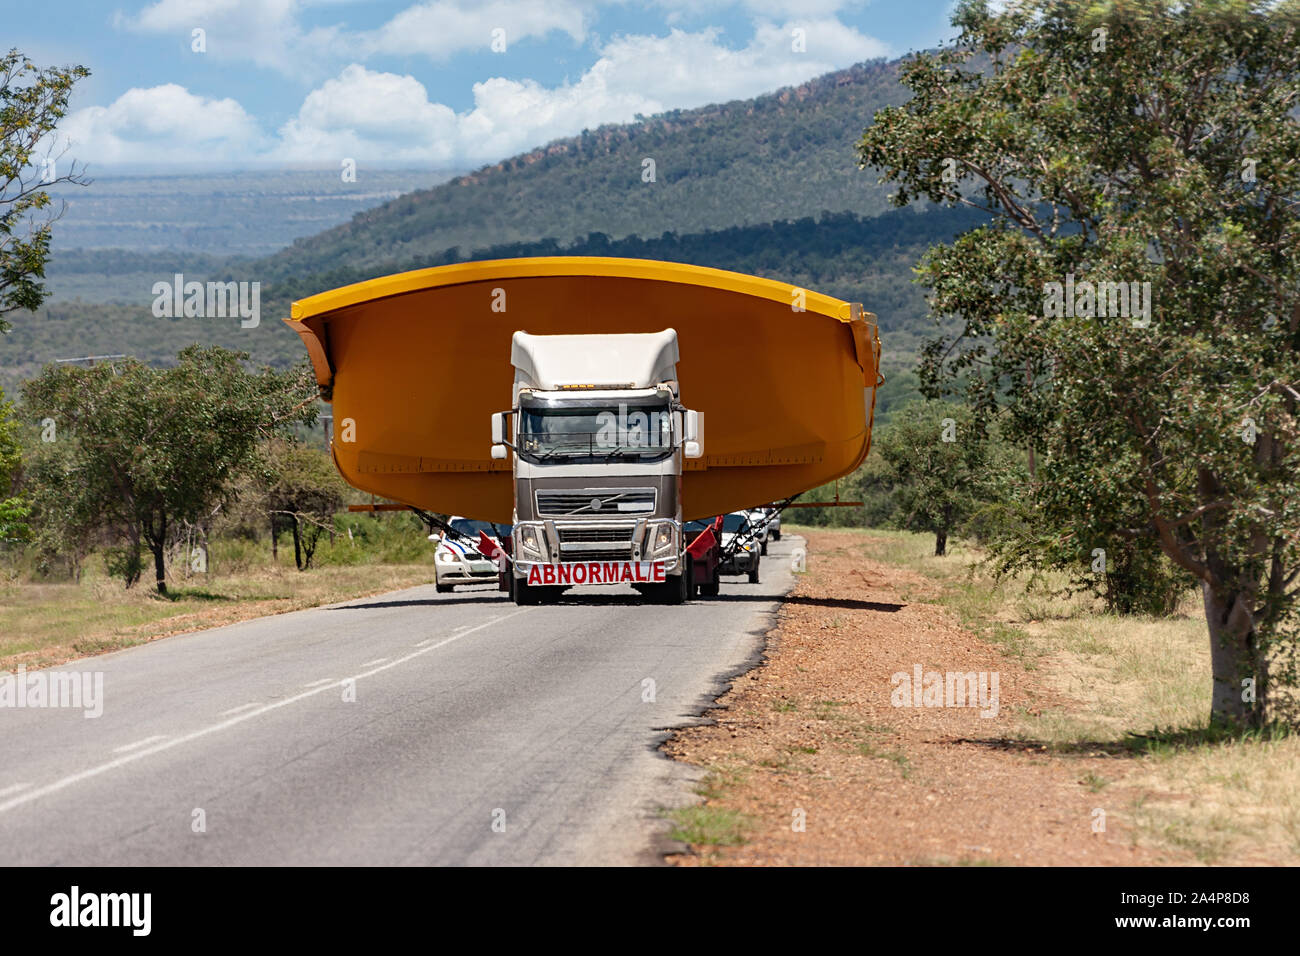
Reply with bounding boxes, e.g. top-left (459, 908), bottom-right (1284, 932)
top-left (745, 508), bottom-right (769, 554)
top-left (433, 517), bottom-right (511, 593)
top-left (718, 511), bottom-right (761, 584)
top-left (763, 505), bottom-right (781, 542)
